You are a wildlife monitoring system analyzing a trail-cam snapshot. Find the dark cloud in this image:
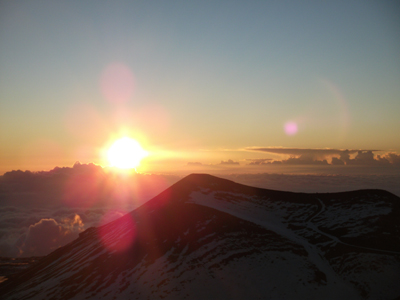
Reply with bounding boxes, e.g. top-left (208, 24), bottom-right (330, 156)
top-left (247, 159), bottom-right (272, 165)
top-left (338, 150), bottom-right (351, 164)
top-left (280, 155), bottom-right (328, 165)
top-left (347, 151), bottom-right (399, 166)
top-left (245, 147), bottom-right (400, 166)
top-left (219, 159), bottom-right (240, 165)
top-left (384, 153), bottom-right (400, 165)
top-left (331, 157), bottom-right (345, 165)
top-left (348, 151), bottom-right (378, 165)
